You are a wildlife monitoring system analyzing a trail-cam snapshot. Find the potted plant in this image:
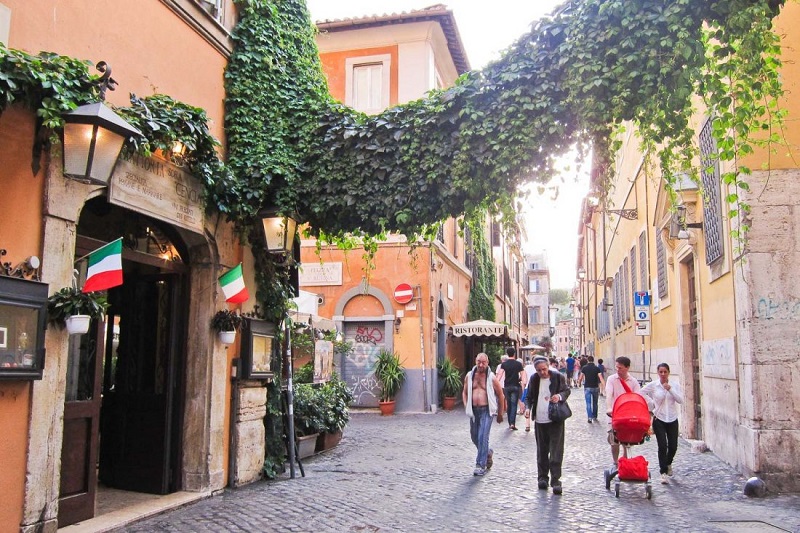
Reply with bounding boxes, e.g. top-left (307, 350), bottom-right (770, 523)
top-left (47, 286), bottom-right (108, 335)
top-left (292, 383), bottom-right (325, 458)
top-left (374, 349), bottom-right (405, 416)
top-left (316, 374), bottom-right (354, 451)
top-left (210, 309), bottom-right (243, 344)
top-left (437, 358), bottom-right (463, 411)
